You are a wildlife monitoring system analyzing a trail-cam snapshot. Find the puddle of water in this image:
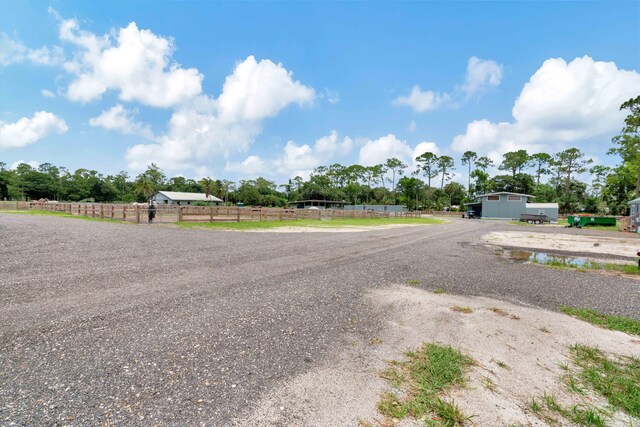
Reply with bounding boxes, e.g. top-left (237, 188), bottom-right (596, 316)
top-left (505, 250), bottom-right (591, 268)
